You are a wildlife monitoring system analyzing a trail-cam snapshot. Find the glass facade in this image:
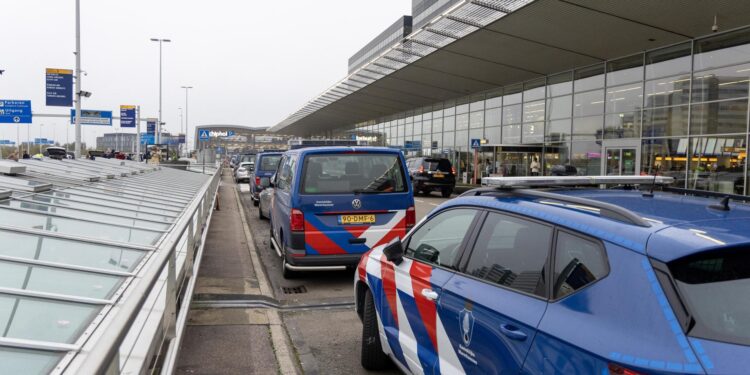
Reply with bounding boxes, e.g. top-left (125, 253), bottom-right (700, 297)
top-left (344, 27), bottom-right (750, 194)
